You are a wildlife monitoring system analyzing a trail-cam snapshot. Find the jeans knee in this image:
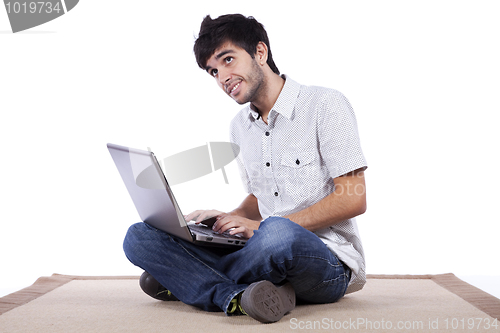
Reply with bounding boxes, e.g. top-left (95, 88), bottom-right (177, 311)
top-left (259, 216), bottom-right (303, 238)
top-left (123, 222), bottom-right (149, 264)
top-left (253, 217), bottom-right (303, 256)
